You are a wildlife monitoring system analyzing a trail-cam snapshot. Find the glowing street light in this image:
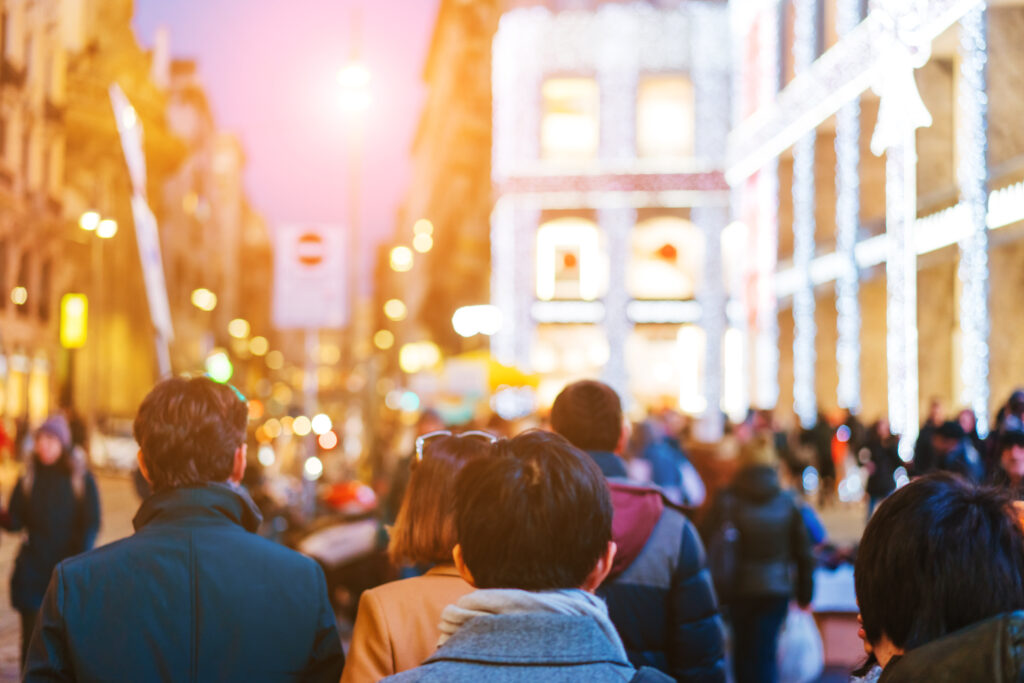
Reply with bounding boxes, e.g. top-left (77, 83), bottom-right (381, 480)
top-left (452, 305), bottom-right (503, 338)
top-left (10, 286), bottom-right (27, 306)
top-left (413, 219), bottom-right (433, 236)
top-left (96, 219), bottom-right (118, 239)
top-left (390, 246), bottom-right (413, 272)
top-left (337, 63), bottom-right (372, 112)
top-left (383, 299), bottom-right (407, 322)
top-left (191, 288), bottom-right (218, 312)
top-left (79, 211), bottom-right (101, 232)
top-left (373, 329), bottom-right (395, 350)
top-left (228, 318), bottom-right (251, 339)
top-left (413, 233), bottom-right (433, 253)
